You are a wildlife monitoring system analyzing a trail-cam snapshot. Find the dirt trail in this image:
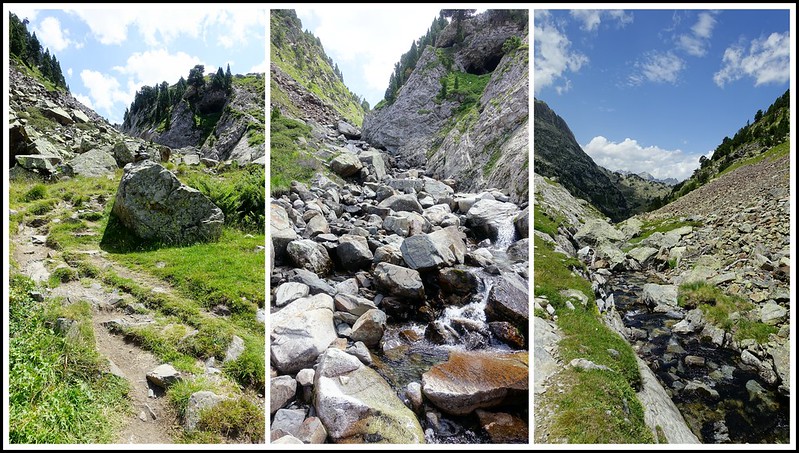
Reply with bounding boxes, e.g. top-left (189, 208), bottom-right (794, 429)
top-left (10, 219), bottom-right (180, 444)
